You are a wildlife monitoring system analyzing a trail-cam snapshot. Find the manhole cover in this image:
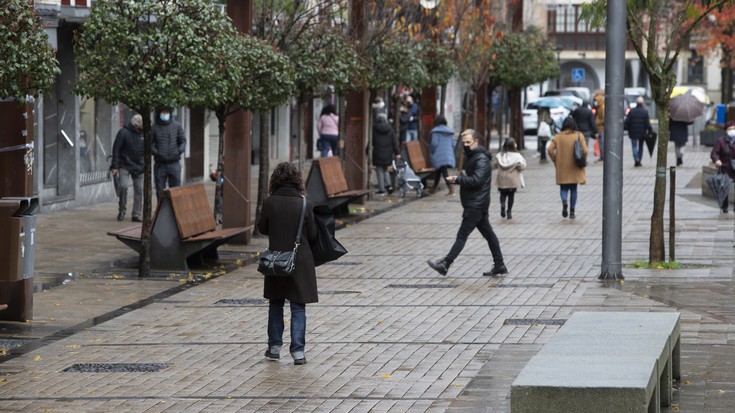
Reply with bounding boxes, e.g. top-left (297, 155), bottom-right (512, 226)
top-left (495, 284), bottom-right (554, 288)
top-left (504, 319), bottom-right (567, 326)
top-left (319, 290), bottom-right (360, 295)
top-left (387, 284), bottom-right (455, 289)
top-left (215, 298), bottom-right (265, 305)
top-left (63, 363), bottom-right (168, 373)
